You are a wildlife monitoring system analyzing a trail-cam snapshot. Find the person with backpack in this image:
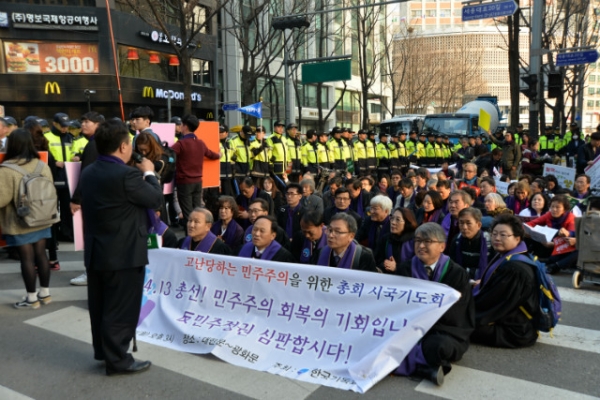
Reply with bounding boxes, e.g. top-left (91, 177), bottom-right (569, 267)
top-left (0, 129), bottom-right (58, 309)
top-left (471, 214), bottom-right (539, 348)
